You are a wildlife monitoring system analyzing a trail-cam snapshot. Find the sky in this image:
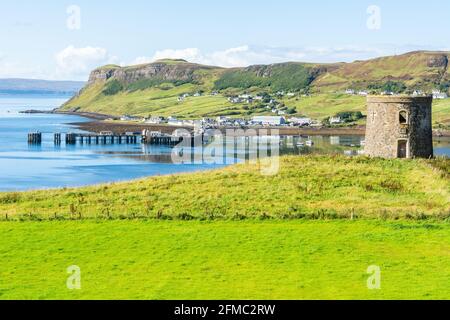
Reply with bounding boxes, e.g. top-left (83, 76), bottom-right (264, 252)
top-left (0, 0), bottom-right (449, 81)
